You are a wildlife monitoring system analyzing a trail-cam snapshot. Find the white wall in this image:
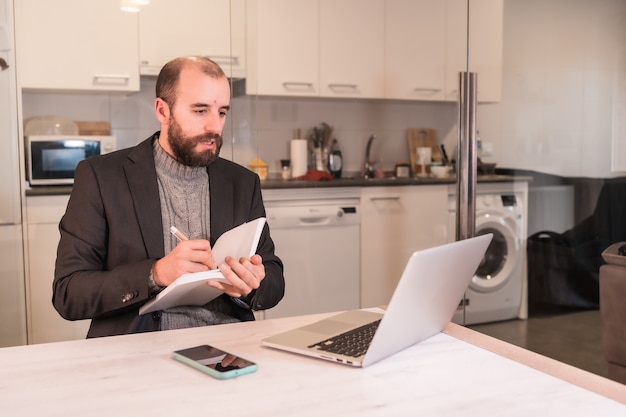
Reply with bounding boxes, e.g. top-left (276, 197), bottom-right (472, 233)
top-left (480, 0), bottom-right (626, 178)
